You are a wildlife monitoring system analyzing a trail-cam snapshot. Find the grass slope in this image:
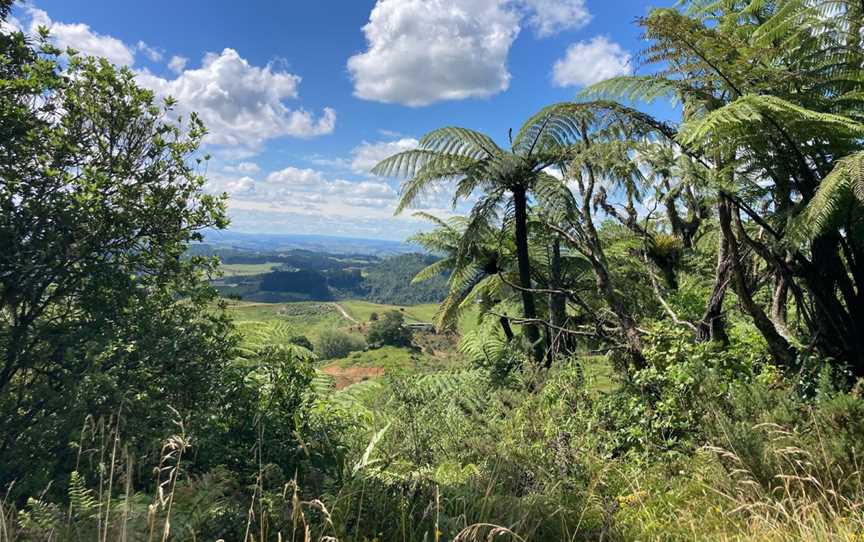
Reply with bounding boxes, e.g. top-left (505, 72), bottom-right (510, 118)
top-left (219, 262), bottom-right (282, 277)
top-left (225, 300), bottom-right (345, 342)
